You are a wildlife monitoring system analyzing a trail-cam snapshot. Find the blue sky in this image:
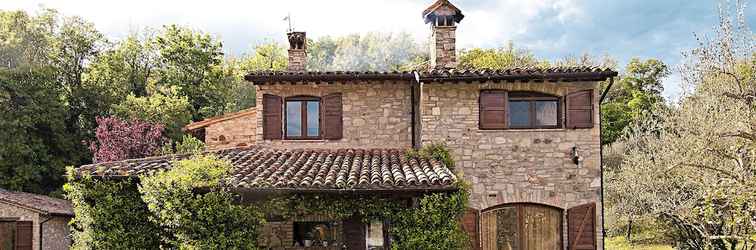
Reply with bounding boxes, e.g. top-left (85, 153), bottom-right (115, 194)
top-left (2, 0), bottom-right (754, 100)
